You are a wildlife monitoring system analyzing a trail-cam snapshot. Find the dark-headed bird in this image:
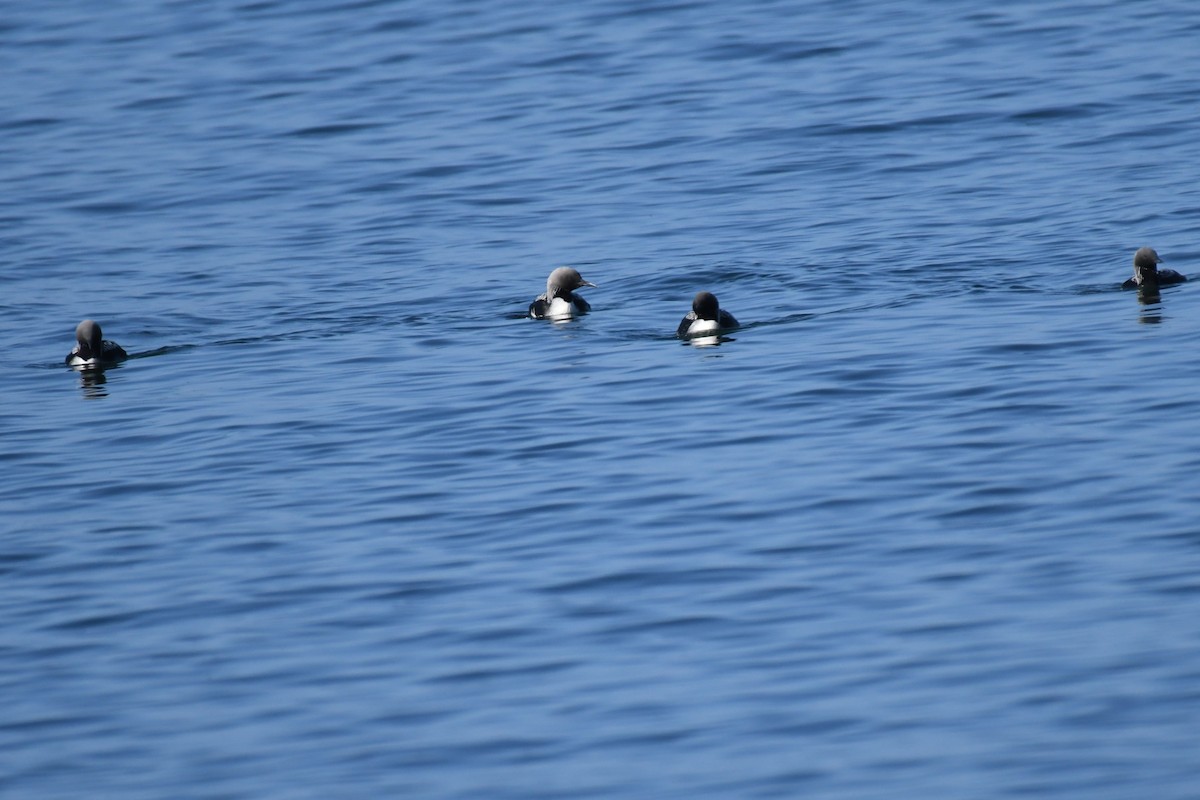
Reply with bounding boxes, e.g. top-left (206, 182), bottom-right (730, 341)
top-left (677, 291), bottom-right (738, 337)
top-left (529, 267), bottom-right (597, 320)
top-left (65, 319), bottom-right (127, 366)
top-left (1123, 246), bottom-right (1186, 290)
